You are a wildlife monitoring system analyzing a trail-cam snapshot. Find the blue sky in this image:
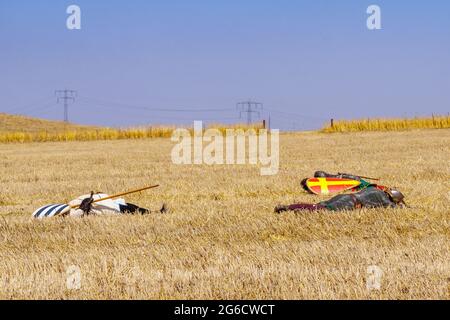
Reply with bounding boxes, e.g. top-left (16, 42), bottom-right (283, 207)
top-left (1, 0), bottom-right (449, 129)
